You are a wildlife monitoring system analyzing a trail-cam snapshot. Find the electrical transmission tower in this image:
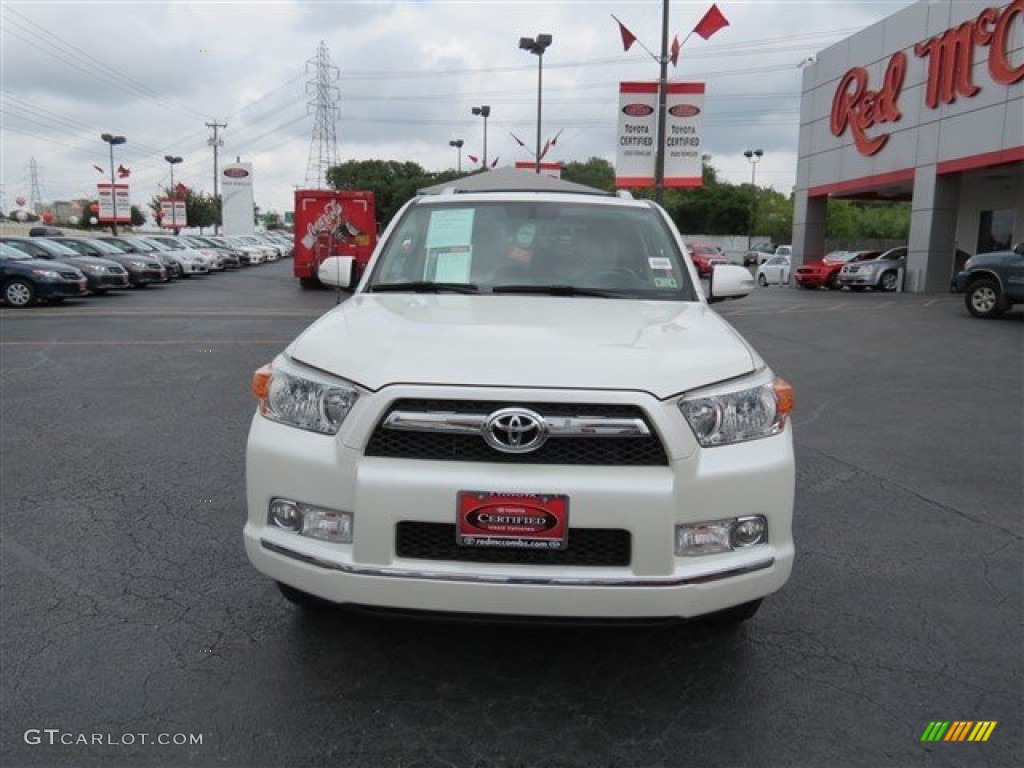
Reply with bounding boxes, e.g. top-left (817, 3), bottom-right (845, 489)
top-left (29, 157), bottom-right (43, 211)
top-left (304, 41), bottom-right (340, 189)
